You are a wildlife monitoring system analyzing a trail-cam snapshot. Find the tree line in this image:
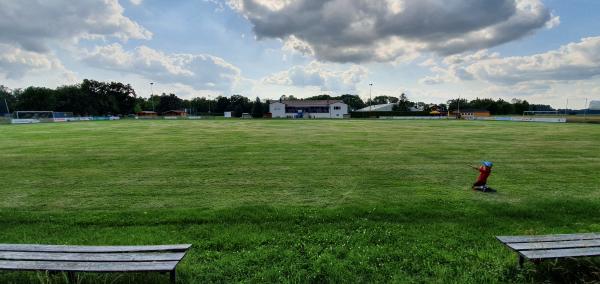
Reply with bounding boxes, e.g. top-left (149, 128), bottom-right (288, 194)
top-left (0, 80), bottom-right (270, 117)
top-left (0, 80), bottom-right (555, 117)
top-left (446, 98), bottom-right (554, 115)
